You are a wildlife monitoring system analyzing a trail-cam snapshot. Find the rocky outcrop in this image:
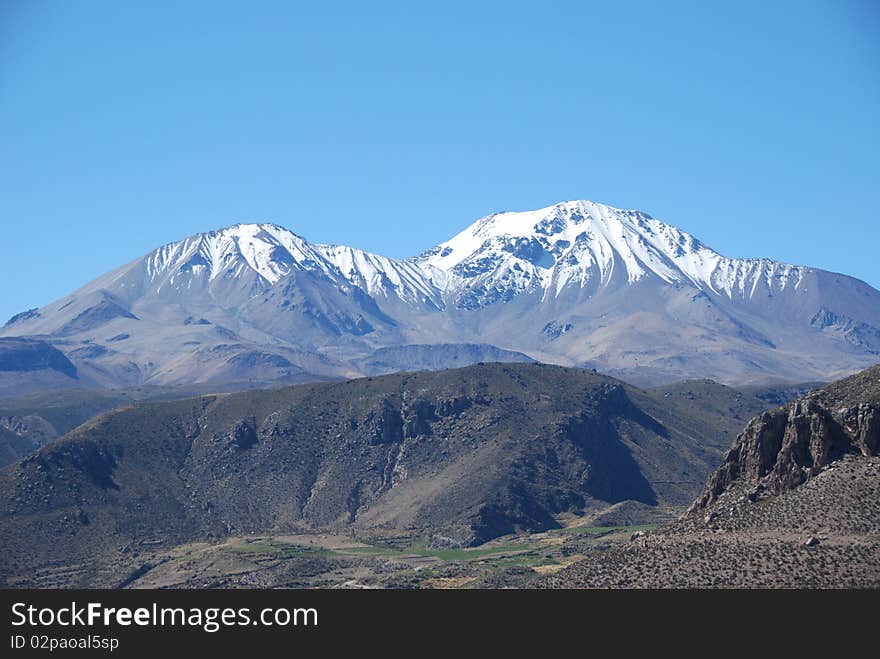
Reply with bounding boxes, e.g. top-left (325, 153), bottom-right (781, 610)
top-left (363, 394), bottom-right (476, 445)
top-left (691, 377), bottom-right (880, 513)
top-left (229, 418), bottom-right (258, 451)
top-left (365, 400), bottom-right (405, 445)
top-left (841, 403), bottom-right (880, 456)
